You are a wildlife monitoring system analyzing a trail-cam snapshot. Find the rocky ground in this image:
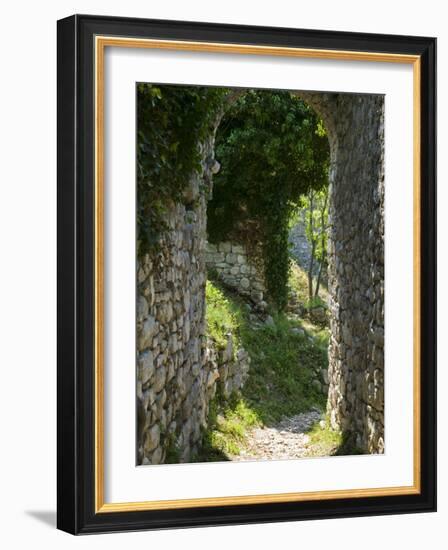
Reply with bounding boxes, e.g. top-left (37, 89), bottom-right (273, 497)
top-left (230, 409), bottom-right (337, 461)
